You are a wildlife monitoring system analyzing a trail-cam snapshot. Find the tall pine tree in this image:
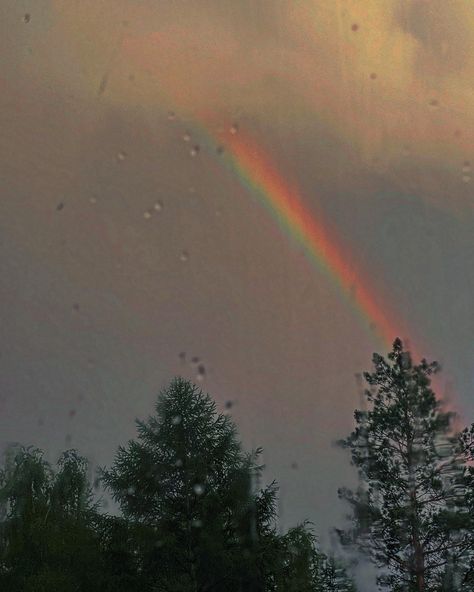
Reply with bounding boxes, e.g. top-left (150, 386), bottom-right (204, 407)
top-left (338, 339), bottom-right (474, 591)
